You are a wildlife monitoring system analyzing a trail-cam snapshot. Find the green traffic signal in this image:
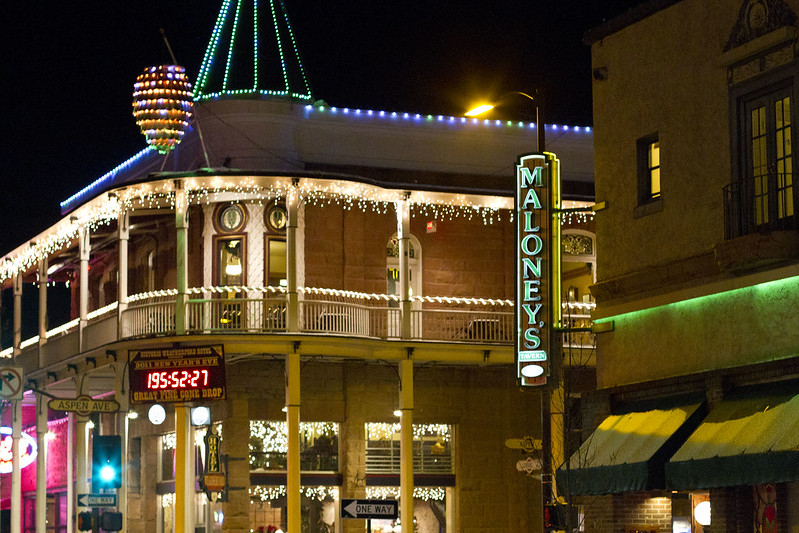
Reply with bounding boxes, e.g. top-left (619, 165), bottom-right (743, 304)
top-left (92, 435), bottom-right (122, 490)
